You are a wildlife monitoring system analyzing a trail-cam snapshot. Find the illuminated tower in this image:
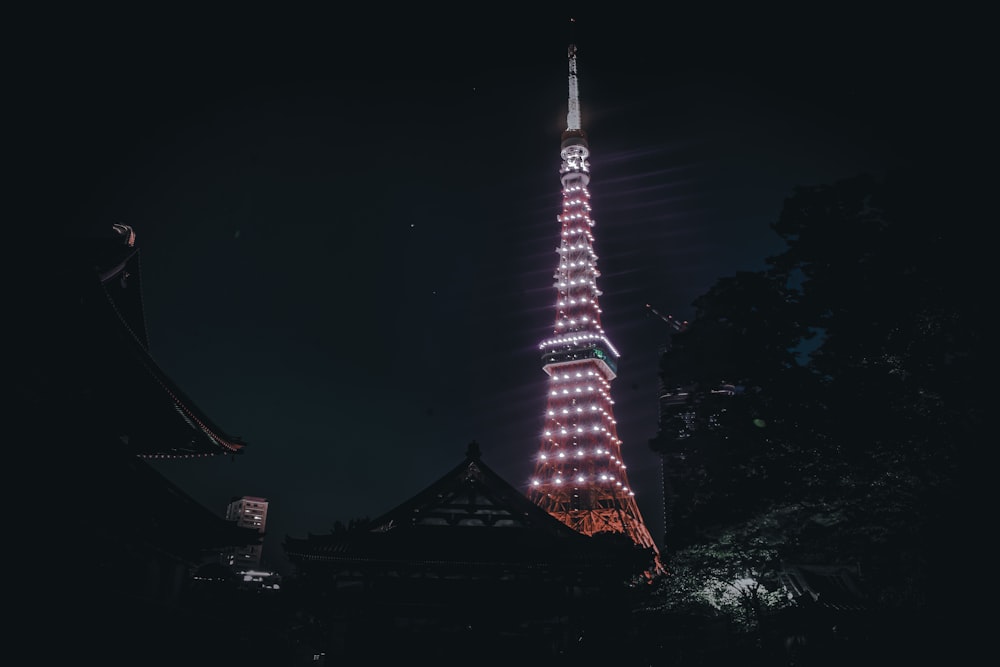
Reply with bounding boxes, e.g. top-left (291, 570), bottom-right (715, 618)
top-left (529, 44), bottom-right (660, 564)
